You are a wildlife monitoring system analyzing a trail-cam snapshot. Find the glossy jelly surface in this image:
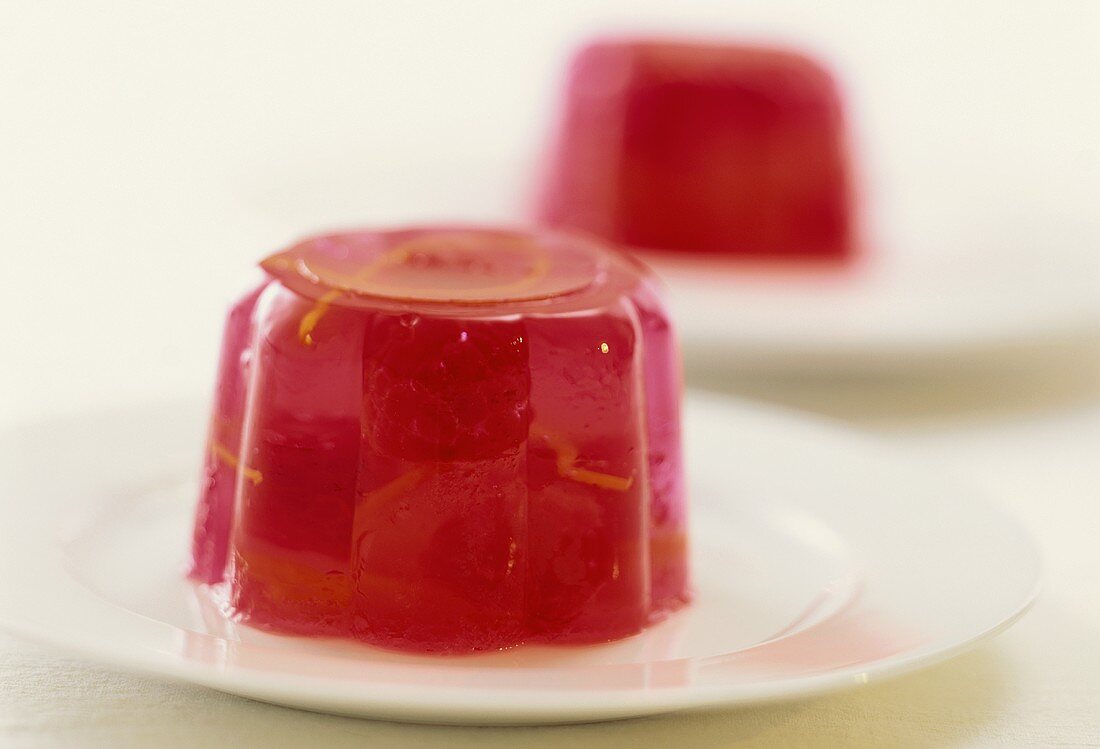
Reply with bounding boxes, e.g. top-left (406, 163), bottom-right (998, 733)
top-left (190, 226), bottom-right (689, 653)
top-left (537, 40), bottom-right (855, 261)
